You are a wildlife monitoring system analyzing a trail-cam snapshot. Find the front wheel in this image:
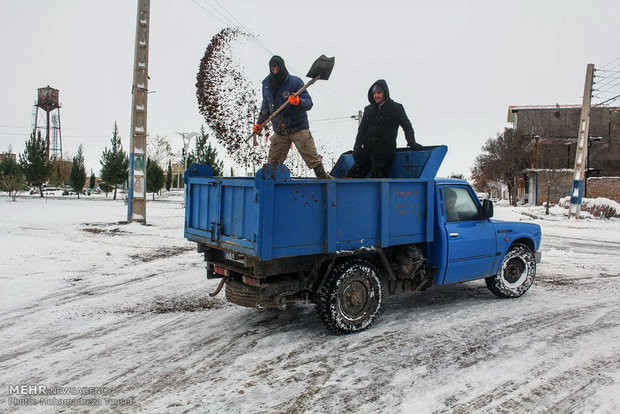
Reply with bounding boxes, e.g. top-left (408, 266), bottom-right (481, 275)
top-left (315, 259), bottom-right (384, 334)
top-left (486, 243), bottom-right (536, 298)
